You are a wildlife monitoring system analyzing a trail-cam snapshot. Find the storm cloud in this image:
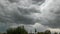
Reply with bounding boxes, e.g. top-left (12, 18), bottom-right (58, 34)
top-left (0, 0), bottom-right (60, 32)
top-left (0, 0), bottom-right (46, 32)
top-left (0, 0), bottom-right (42, 24)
